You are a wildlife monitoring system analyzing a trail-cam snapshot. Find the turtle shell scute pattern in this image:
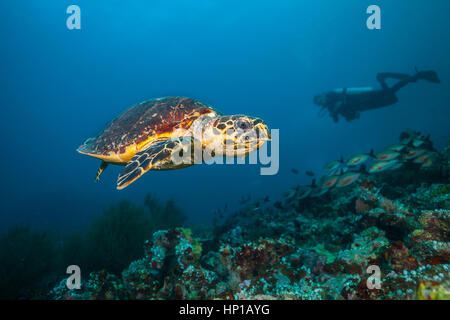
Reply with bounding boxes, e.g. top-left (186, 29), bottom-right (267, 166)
top-left (85, 97), bottom-right (214, 155)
